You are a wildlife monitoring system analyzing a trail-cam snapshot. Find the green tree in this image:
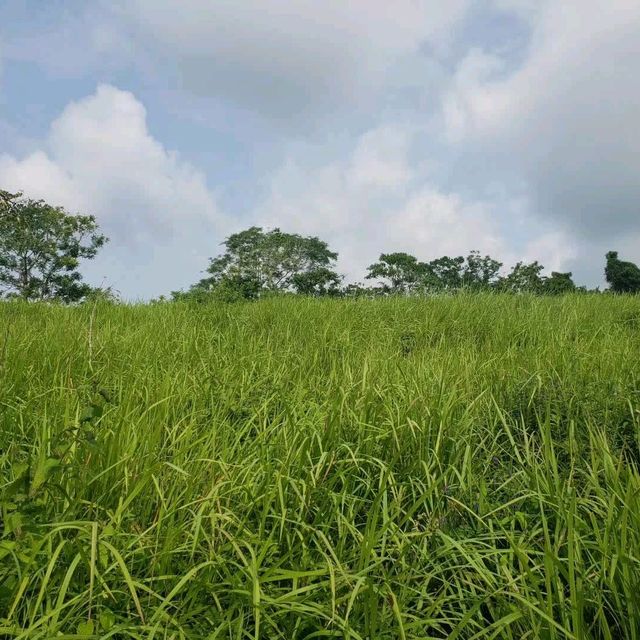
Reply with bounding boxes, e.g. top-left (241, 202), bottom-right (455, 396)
top-left (291, 267), bottom-right (342, 296)
top-left (180, 227), bottom-right (341, 300)
top-left (365, 252), bottom-right (429, 294)
top-left (542, 271), bottom-right (576, 295)
top-left (461, 251), bottom-right (503, 290)
top-left (0, 190), bottom-right (20, 211)
top-left (0, 196), bottom-right (107, 302)
top-left (499, 261), bottom-right (545, 293)
top-left (366, 251), bottom-right (503, 294)
top-left (427, 255), bottom-right (465, 291)
top-left (605, 251), bottom-right (640, 293)
top-left (341, 282), bottom-right (371, 298)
